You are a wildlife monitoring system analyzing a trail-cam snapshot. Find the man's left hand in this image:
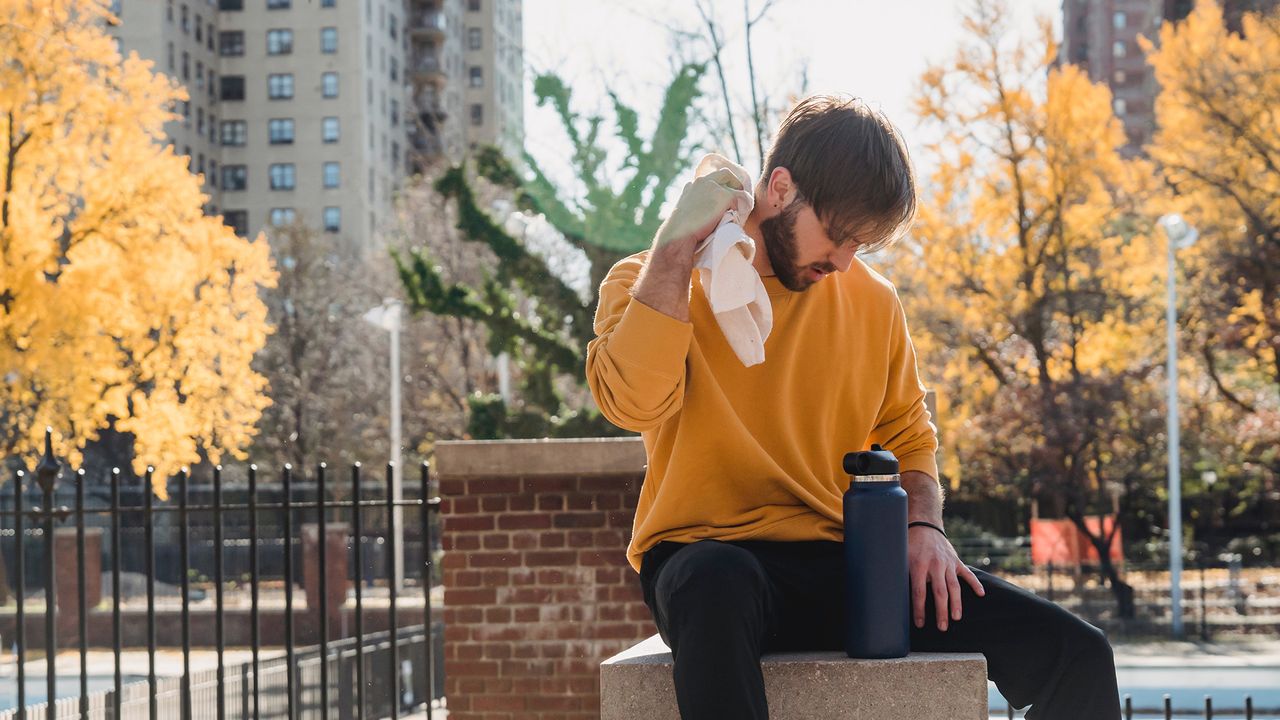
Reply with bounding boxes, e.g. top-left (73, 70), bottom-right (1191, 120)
top-left (908, 525), bottom-right (985, 632)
